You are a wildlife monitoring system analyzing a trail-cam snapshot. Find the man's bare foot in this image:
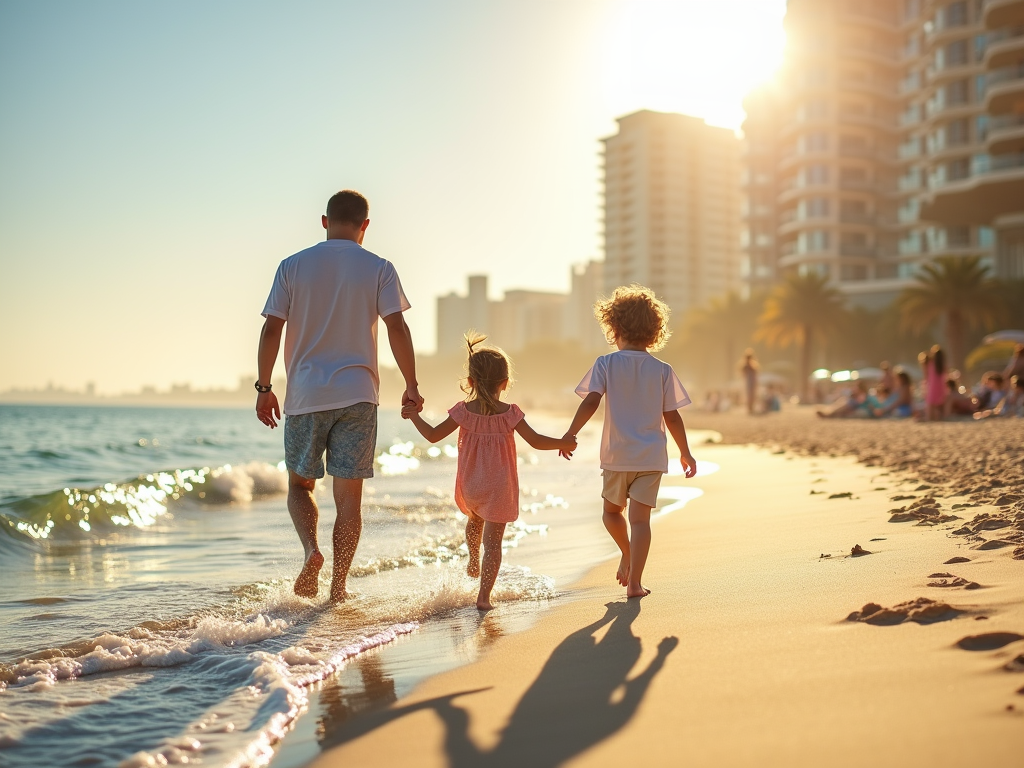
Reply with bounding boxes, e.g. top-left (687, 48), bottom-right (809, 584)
top-left (626, 585), bottom-right (651, 598)
top-left (476, 599), bottom-right (494, 610)
top-left (467, 553), bottom-right (481, 578)
top-left (293, 550), bottom-right (324, 597)
top-left (616, 555), bottom-right (630, 586)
